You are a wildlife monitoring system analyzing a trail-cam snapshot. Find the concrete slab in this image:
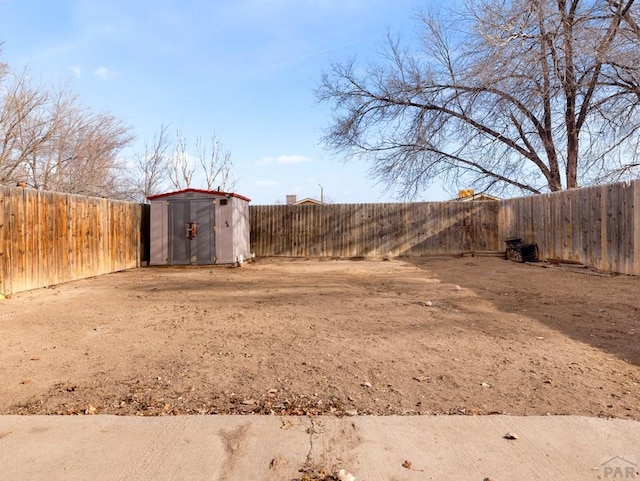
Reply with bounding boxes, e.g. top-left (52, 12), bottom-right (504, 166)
top-left (0, 415), bottom-right (638, 481)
